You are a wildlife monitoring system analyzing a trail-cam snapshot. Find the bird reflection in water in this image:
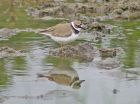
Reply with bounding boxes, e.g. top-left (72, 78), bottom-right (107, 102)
top-left (38, 58), bottom-right (85, 89)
